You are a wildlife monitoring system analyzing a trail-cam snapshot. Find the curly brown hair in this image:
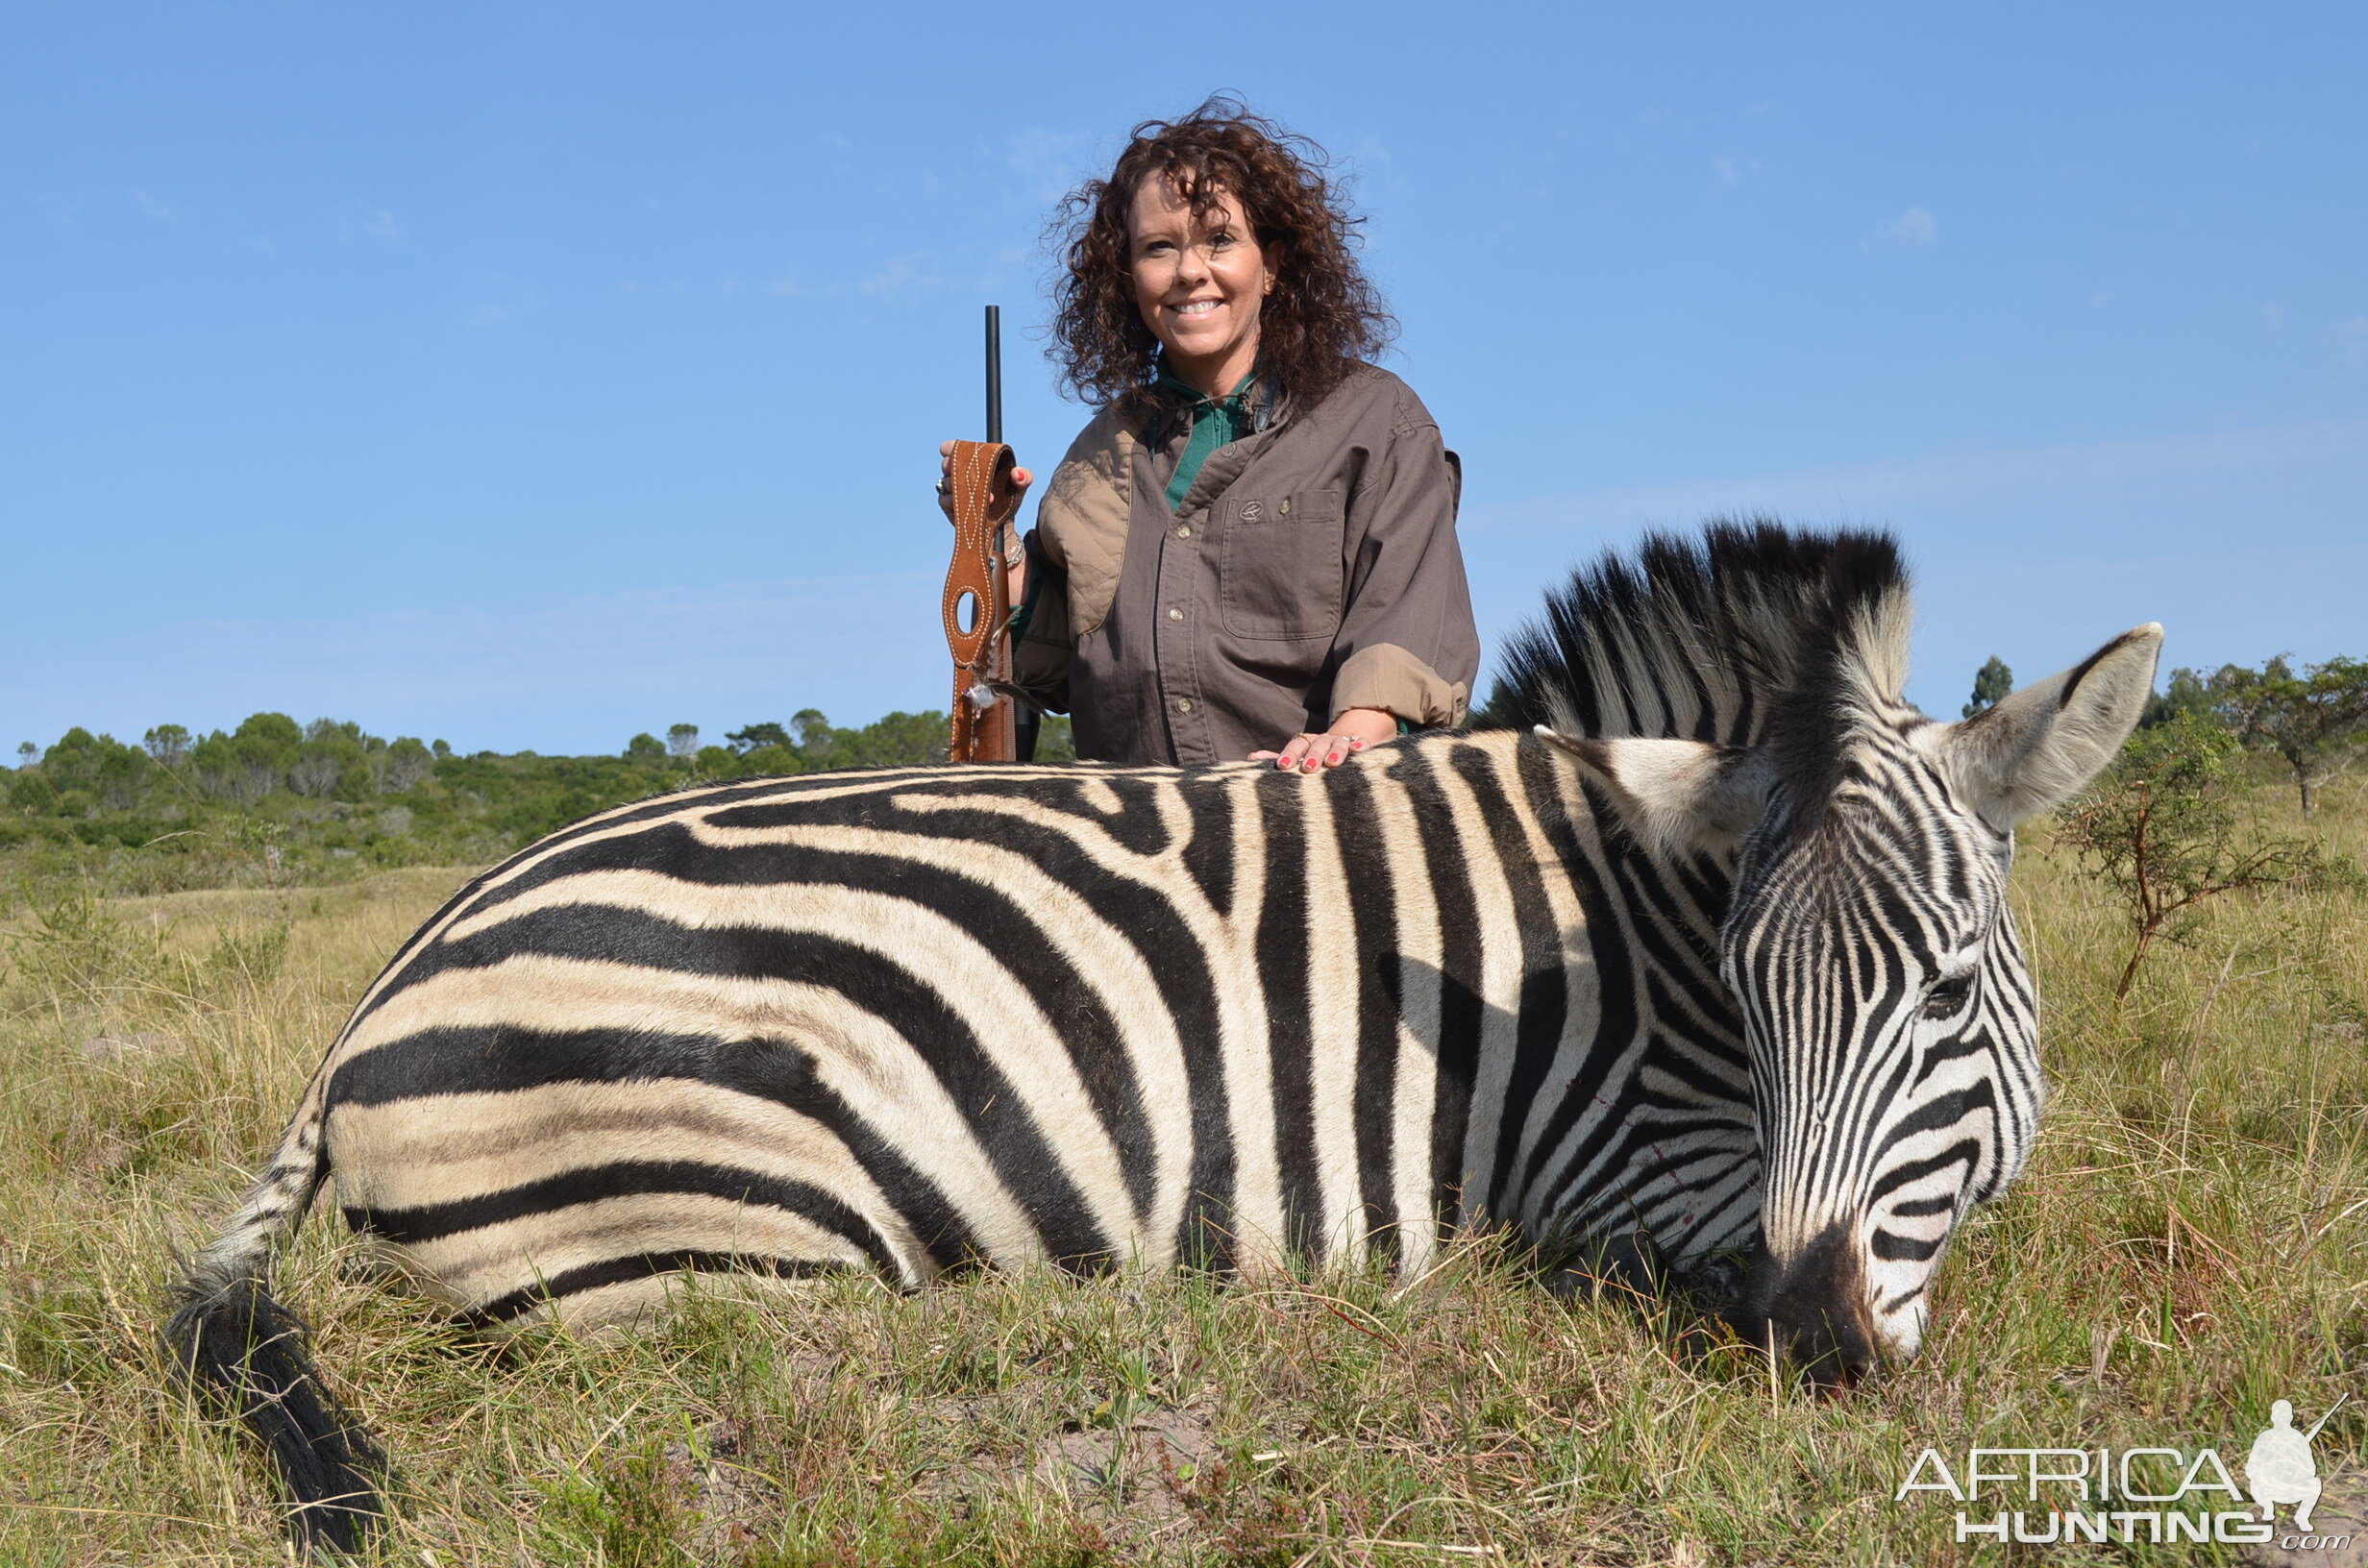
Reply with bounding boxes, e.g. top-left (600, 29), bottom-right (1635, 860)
top-left (1048, 96), bottom-right (1395, 418)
